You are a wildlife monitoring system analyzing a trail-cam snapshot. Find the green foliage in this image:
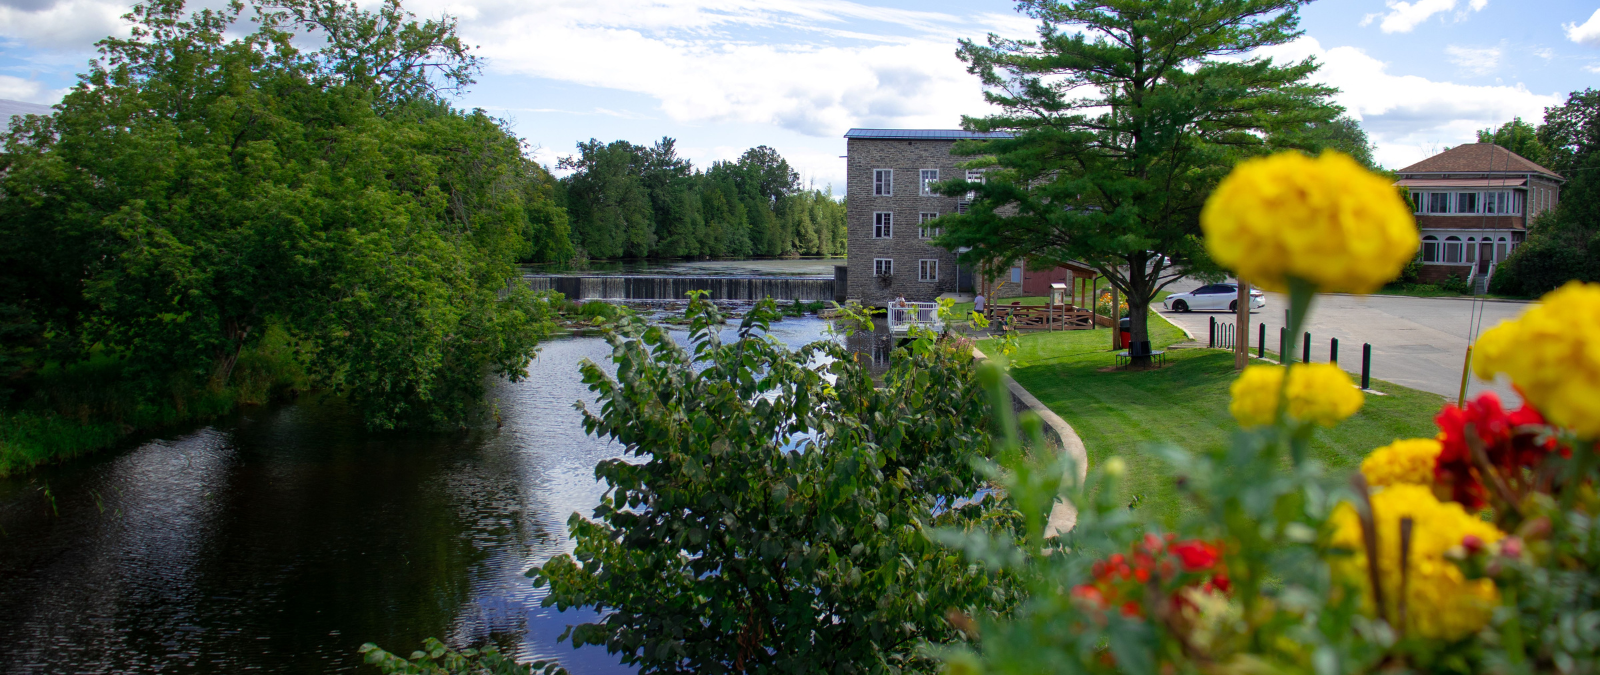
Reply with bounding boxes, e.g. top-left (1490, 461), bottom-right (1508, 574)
top-left (939, 0), bottom-right (1339, 351)
top-left (529, 294), bottom-right (1022, 673)
top-left (1478, 117), bottom-right (1550, 167)
top-left (1280, 114), bottom-right (1379, 169)
top-left (0, 324), bottom-right (306, 474)
top-left (557, 139), bottom-right (846, 259)
top-left (0, 0), bottom-right (559, 430)
top-left (360, 638), bottom-right (564, 675)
